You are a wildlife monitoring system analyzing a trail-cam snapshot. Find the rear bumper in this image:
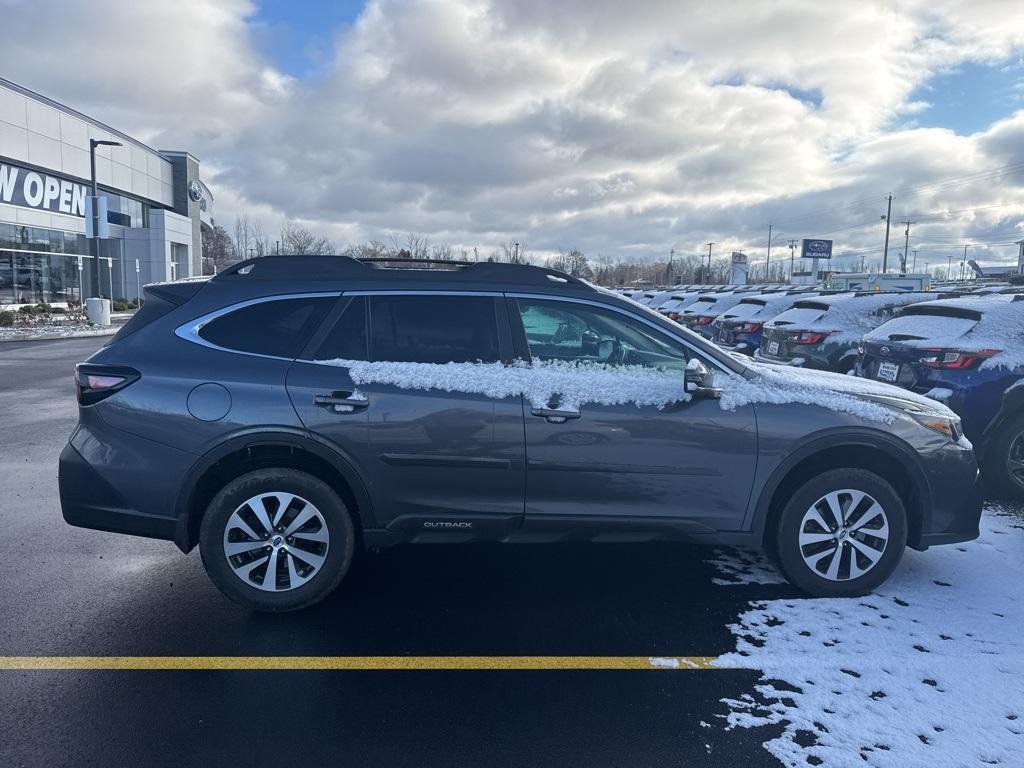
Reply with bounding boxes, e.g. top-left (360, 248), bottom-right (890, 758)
top-left (59, 441), bottom-right (178, 542)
